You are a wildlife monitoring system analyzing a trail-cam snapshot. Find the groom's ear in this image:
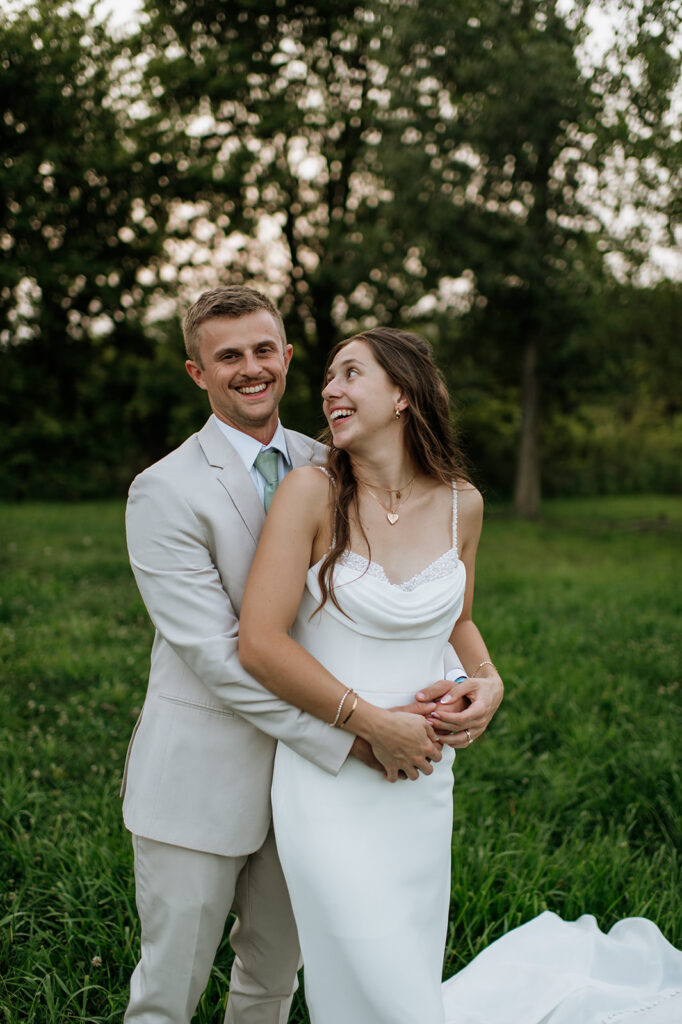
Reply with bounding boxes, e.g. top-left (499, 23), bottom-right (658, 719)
top-left (185, 359), bottom-right (207, 391)
top-left (283, 343), bottom-right (293, 373)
